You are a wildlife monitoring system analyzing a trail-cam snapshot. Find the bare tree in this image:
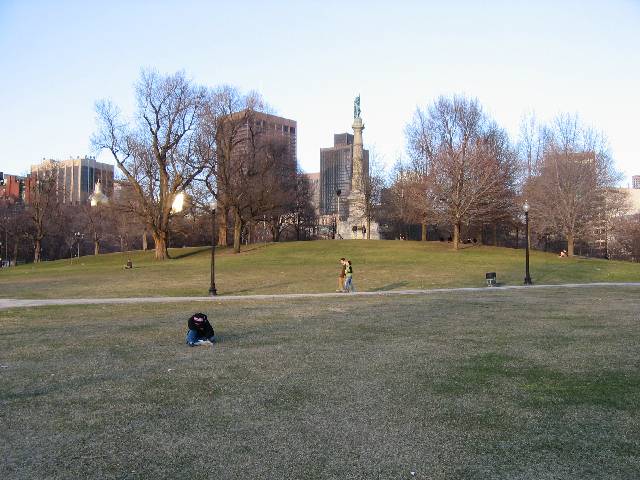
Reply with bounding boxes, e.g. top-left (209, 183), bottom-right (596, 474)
top-left (524, 114), bottom-right (621, 256)
top-left (93, 70), bottom-right (209, 260)
top-left (212, 88), bottom-right (297, 252)
top-left (80, 203), bottom-right (113, 255)
top-left (26, 167), bottom-right (60, 262)
top-left (517, 111), bottom-right (545, 179)
top-left (609, 212), bottom-right (640, 261)
top-left (211, 87), bottom-right (261, 251)
top-left (405, 95), bottom-right (518, 249)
